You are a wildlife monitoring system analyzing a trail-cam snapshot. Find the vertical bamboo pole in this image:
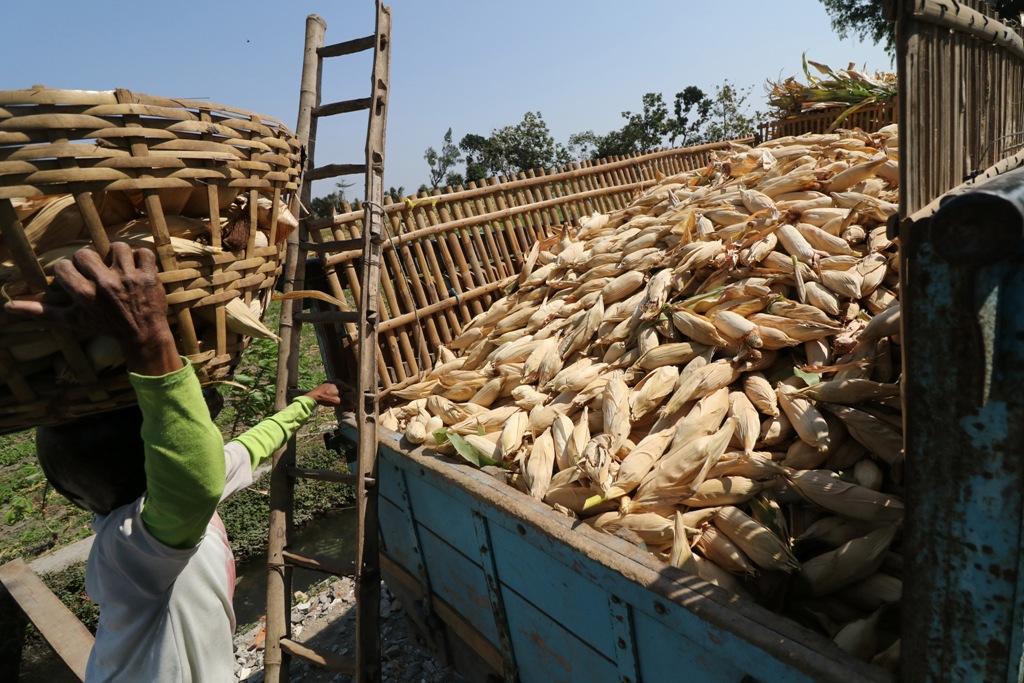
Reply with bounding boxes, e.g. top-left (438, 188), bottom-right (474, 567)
top-left (520, 170), bottom-right (548, 239)
top-left (410, 197), bottom-right (457, 340)
top-left (565, 162), bottom-right (587, 218)
top-left (431, 189), bottom-right (480, 320)
top-left (461, 182), bottom-right (508, 280)
top-left (475, 180), bottom-right (516, 273)
top-left (488, 177), bottom-right (526, 262)
top-left (399, 201), bottom-right (448, 346)
top-left (423, 189), bottom-right (471, 325)
top-left (266, 14), bottom-right (324, 683)
top-left (383, 207), bottom-right (429, 374)
top-left (448, 185), bottom-right (494, 291)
